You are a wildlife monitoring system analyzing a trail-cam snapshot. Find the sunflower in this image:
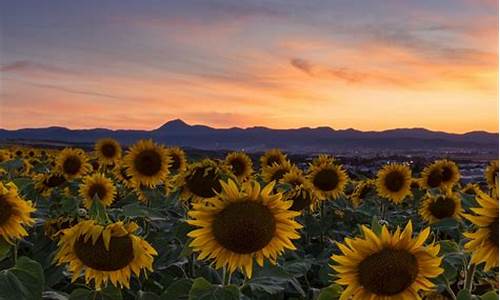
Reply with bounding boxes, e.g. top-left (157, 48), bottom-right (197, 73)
top-left (95, 138), bottom-right (122, 165)
top-left (166, 147), bottom-right (187, 173)
top-left (331, 221), bottom-right (443, 299)
top-left (280, 169), bottom-right (306, 188)
top-left (13, 147), bottom-right (24, 158)
top-left (419, 163), bottom-right (443, 190)
top-left (179, 159), bottom-right (230, 202)
top-left (0, 182), bottom-right (36, 243)
top-left (463, 191), bottom-right (499, 271)
top-left (261, 160), bottom-right (298, 184)
top-left (484, 160), bottom-right (499, 189)
top-left (419, 191), bottom-right (463, 224)
top-left (284, 185), bottom-right (315, 212)
top-left (225, 152), bottom-right (253, 180)
top-left (307, 161), bottom-right (349, 200)
top-left (79, 174), bottom-right (117, 209)
top-left (260, 148), bottom-right (287, 168)
top-left (350, 180), bottom-right (374, 208)
top-left (310, 154), bottom-right (335, 167)
top-left (113, 162), bottom-right (134, 189)
top-left (0, 149), bottom-right (11, 163)
top-left (278, 170), bottom-right (316, 211)
top-left (54, 220), bottom-right (157, 289)
top-left (375, 163), bottom-right (412, 204)
top-left (435, 160), bottom-right (460, 188)
top-left (34, 172), bottom-right (66, 197)
top-left (26, 148), bottom-right (38, 160)
top-left (187, 180), bottom-right (302, 278)
top-left (44, 216), bottom-right (79, 240)
top-left (56, 148), bottom-right (92, 179)
top-left (461, 183), bottom-right (482, 196)
top-left (124, 139), bottom-right (170, 188)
